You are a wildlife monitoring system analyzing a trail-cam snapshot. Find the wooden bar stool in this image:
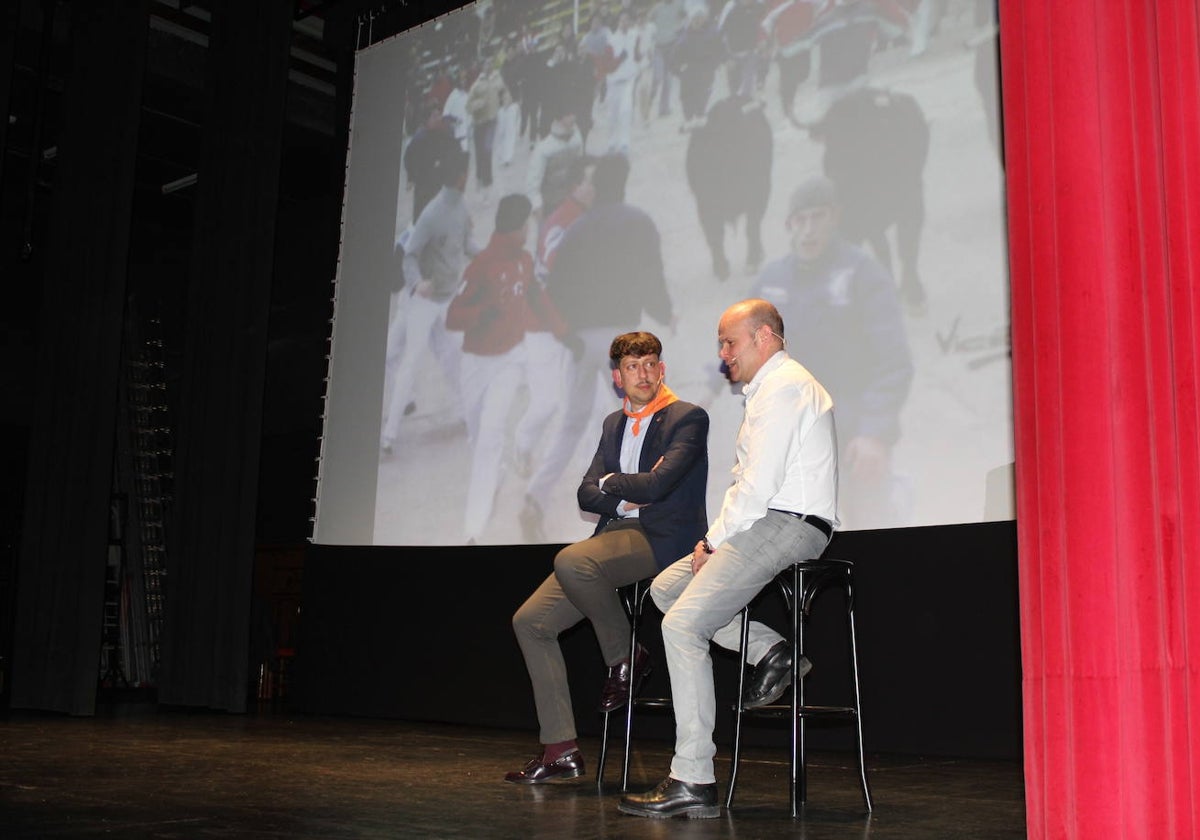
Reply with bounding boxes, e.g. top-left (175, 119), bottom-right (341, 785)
top-left (727, 557), bottom-right (873, 815)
